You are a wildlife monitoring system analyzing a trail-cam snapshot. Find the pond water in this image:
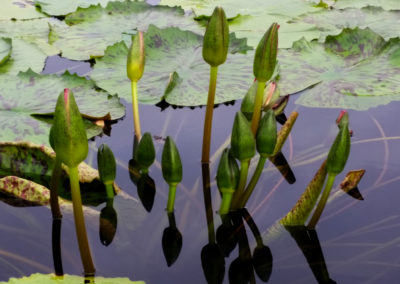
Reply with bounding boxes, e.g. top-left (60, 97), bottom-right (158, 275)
top-left (1, 56), bottom-right (400, 284)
